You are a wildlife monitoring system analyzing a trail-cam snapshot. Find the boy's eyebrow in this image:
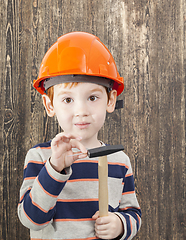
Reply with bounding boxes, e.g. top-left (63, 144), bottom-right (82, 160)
top-left (89, 87), bottom-right (104, 93)
top-left (57, 90), bottom-right (73, 96)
